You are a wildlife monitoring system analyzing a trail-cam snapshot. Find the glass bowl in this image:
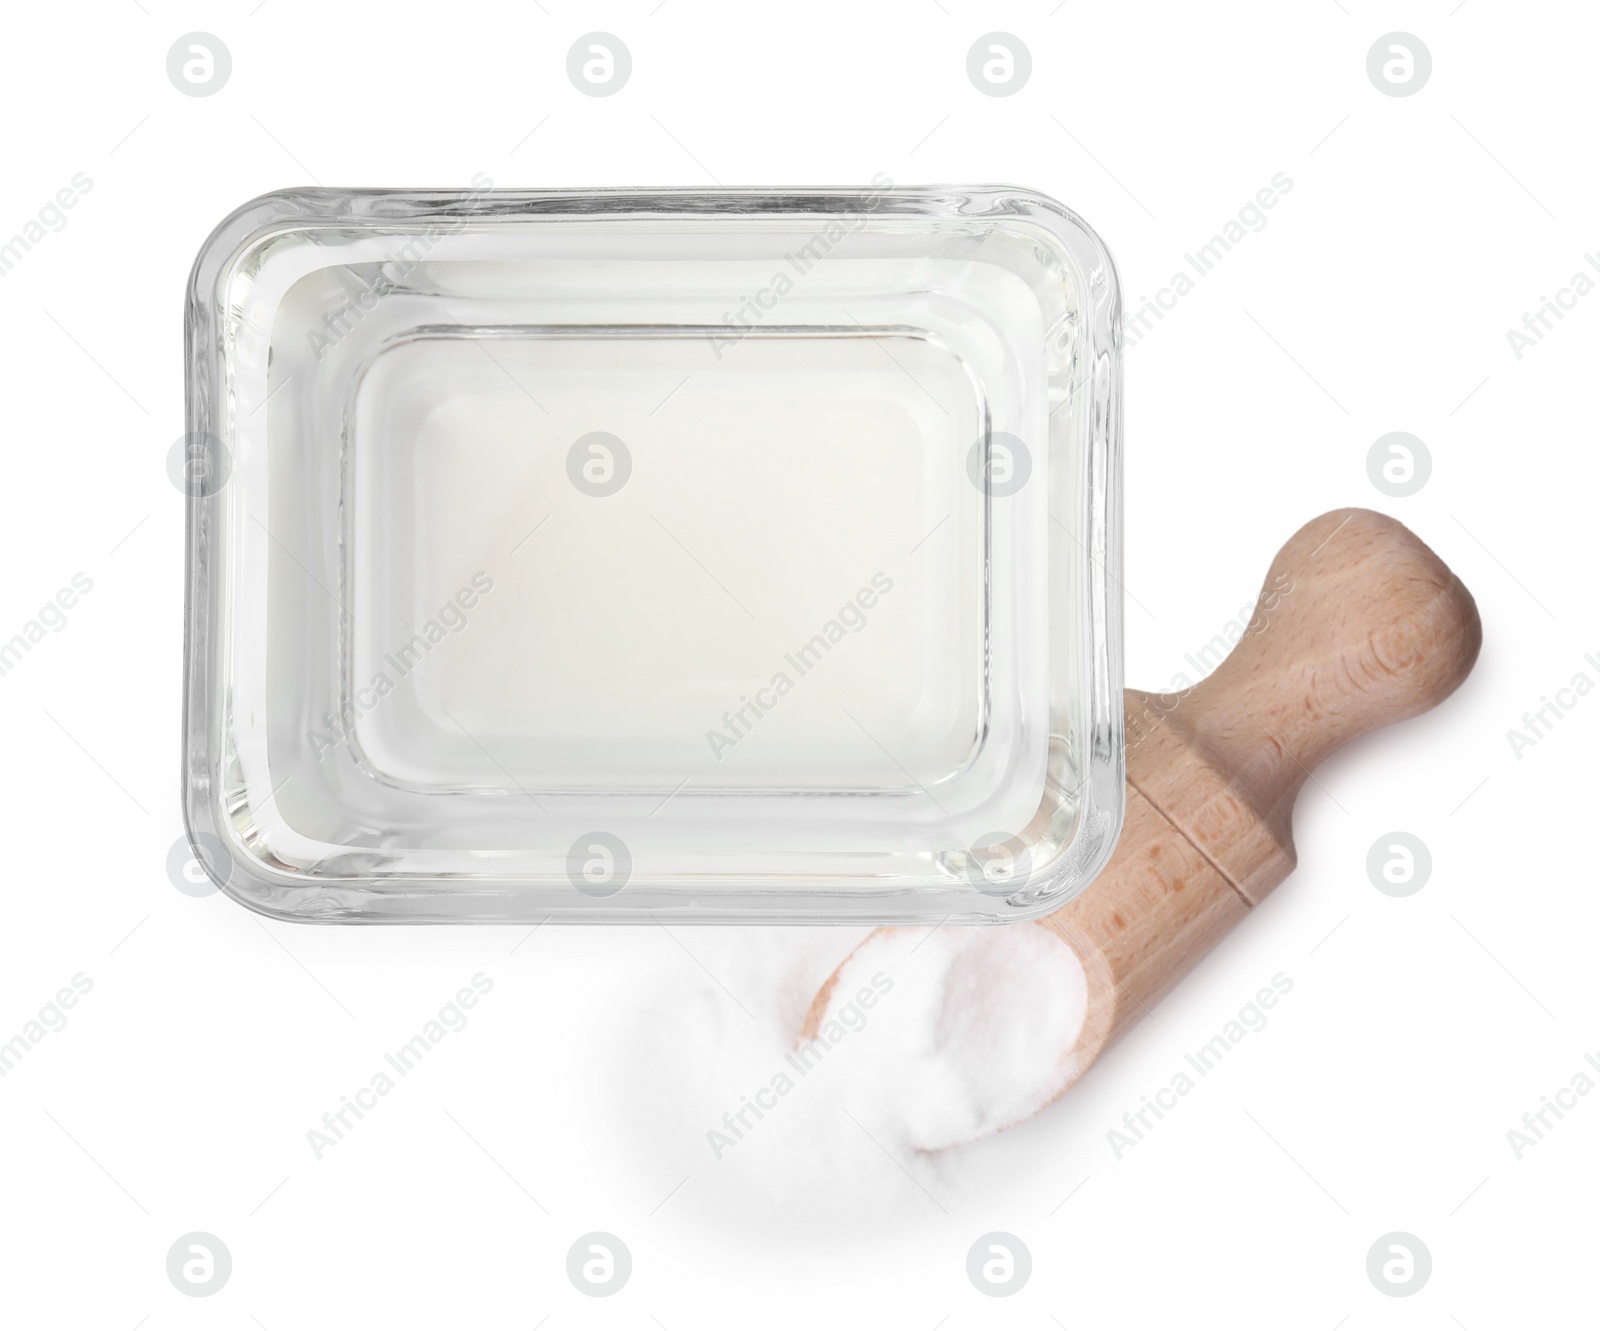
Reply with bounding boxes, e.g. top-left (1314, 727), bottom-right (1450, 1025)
top-left (181, 184), bottom-right (1124, 923)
